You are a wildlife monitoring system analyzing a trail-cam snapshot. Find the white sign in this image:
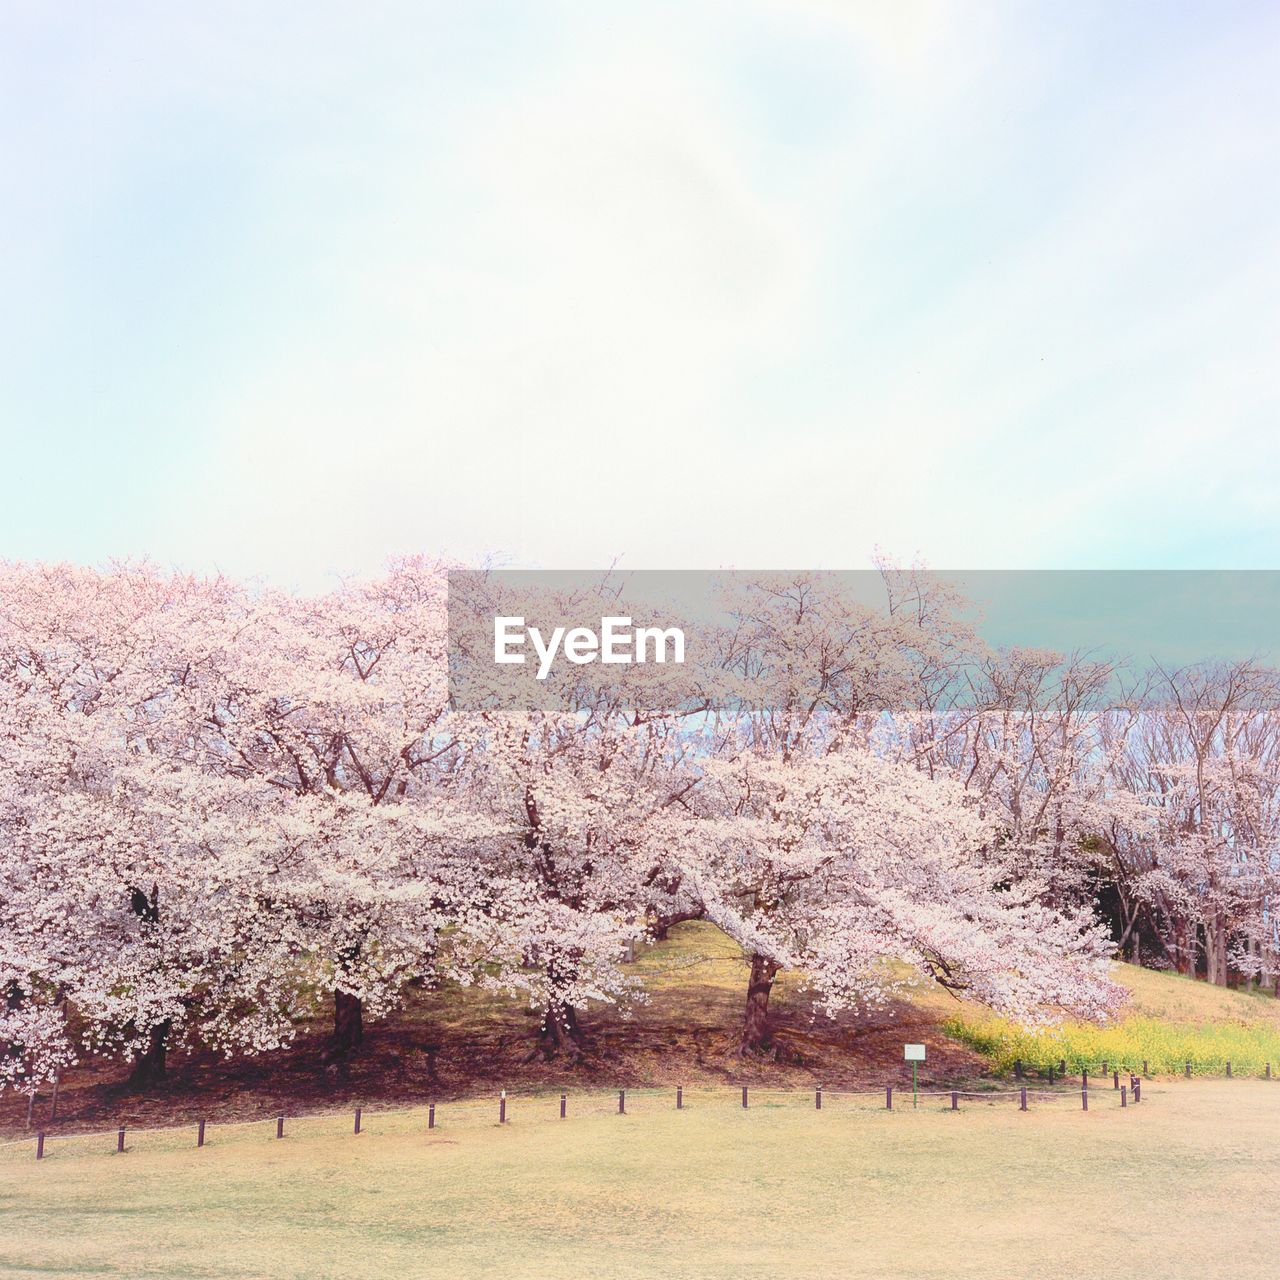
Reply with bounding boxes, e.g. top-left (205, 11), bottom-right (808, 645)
top-left (904, 1044), bottom-right (926, 1062)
